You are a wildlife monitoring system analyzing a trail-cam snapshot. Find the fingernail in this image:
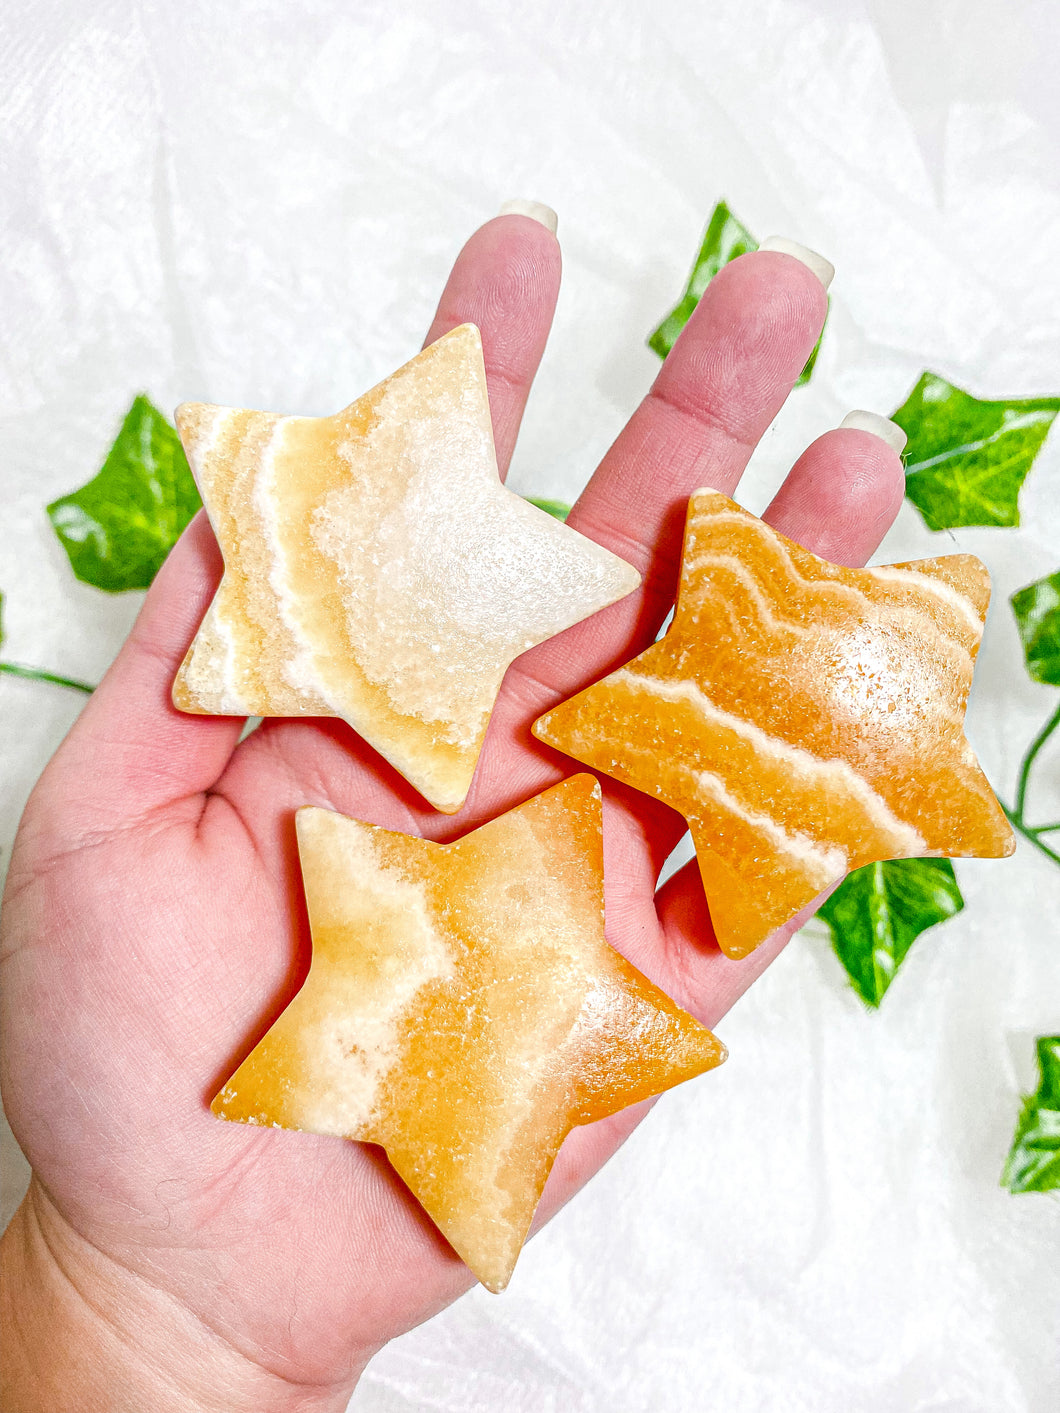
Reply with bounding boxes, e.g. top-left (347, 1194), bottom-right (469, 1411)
top-left (497, 199), bottom-right (558, 235)
top-left (839, 410), bottom-right (907, 454)
top-left (758, 236), bottom-right (834, 290)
